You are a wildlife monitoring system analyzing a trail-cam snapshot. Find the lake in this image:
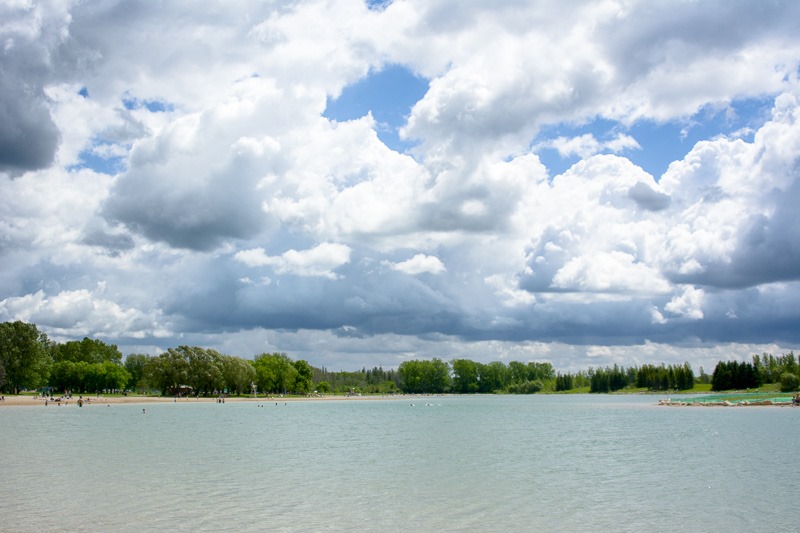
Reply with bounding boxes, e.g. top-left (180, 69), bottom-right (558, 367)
top-left (1, 394), bottom-right (798, 532)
